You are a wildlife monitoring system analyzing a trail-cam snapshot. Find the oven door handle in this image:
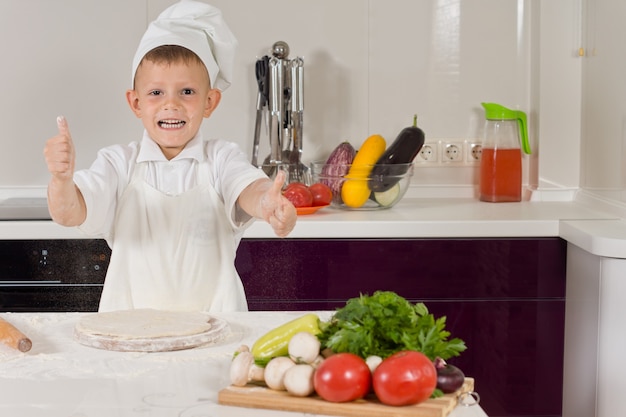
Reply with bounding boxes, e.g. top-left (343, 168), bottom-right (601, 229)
top-left (0, 281), bottom-right (63, 286)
